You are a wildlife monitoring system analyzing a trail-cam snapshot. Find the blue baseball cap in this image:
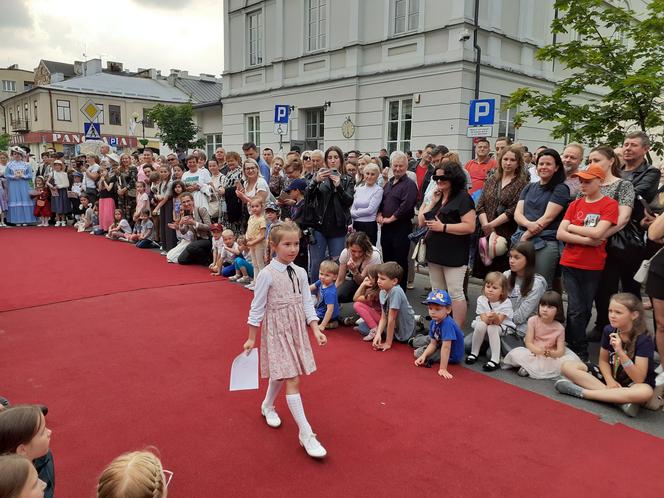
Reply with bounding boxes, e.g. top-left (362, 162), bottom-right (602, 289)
top-left (424, 289), bottom-right (452, 307)
top-left (284, 179), bottom-right (308, 192)
top-left (265, 202), bottom-right (280, 212)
